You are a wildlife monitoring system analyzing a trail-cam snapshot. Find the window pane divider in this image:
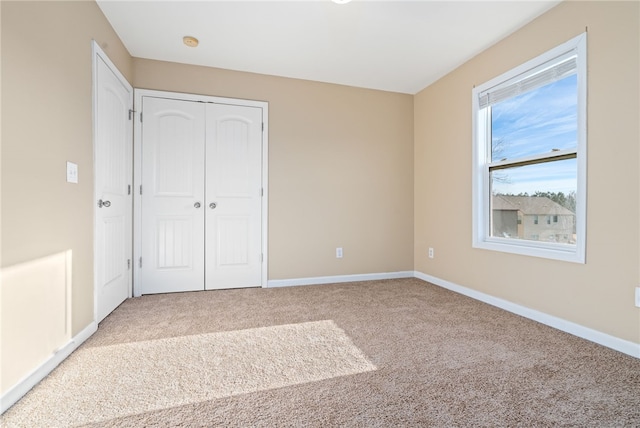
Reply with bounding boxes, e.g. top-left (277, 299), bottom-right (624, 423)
top-left (488, 148), bottom-right (577, 171)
